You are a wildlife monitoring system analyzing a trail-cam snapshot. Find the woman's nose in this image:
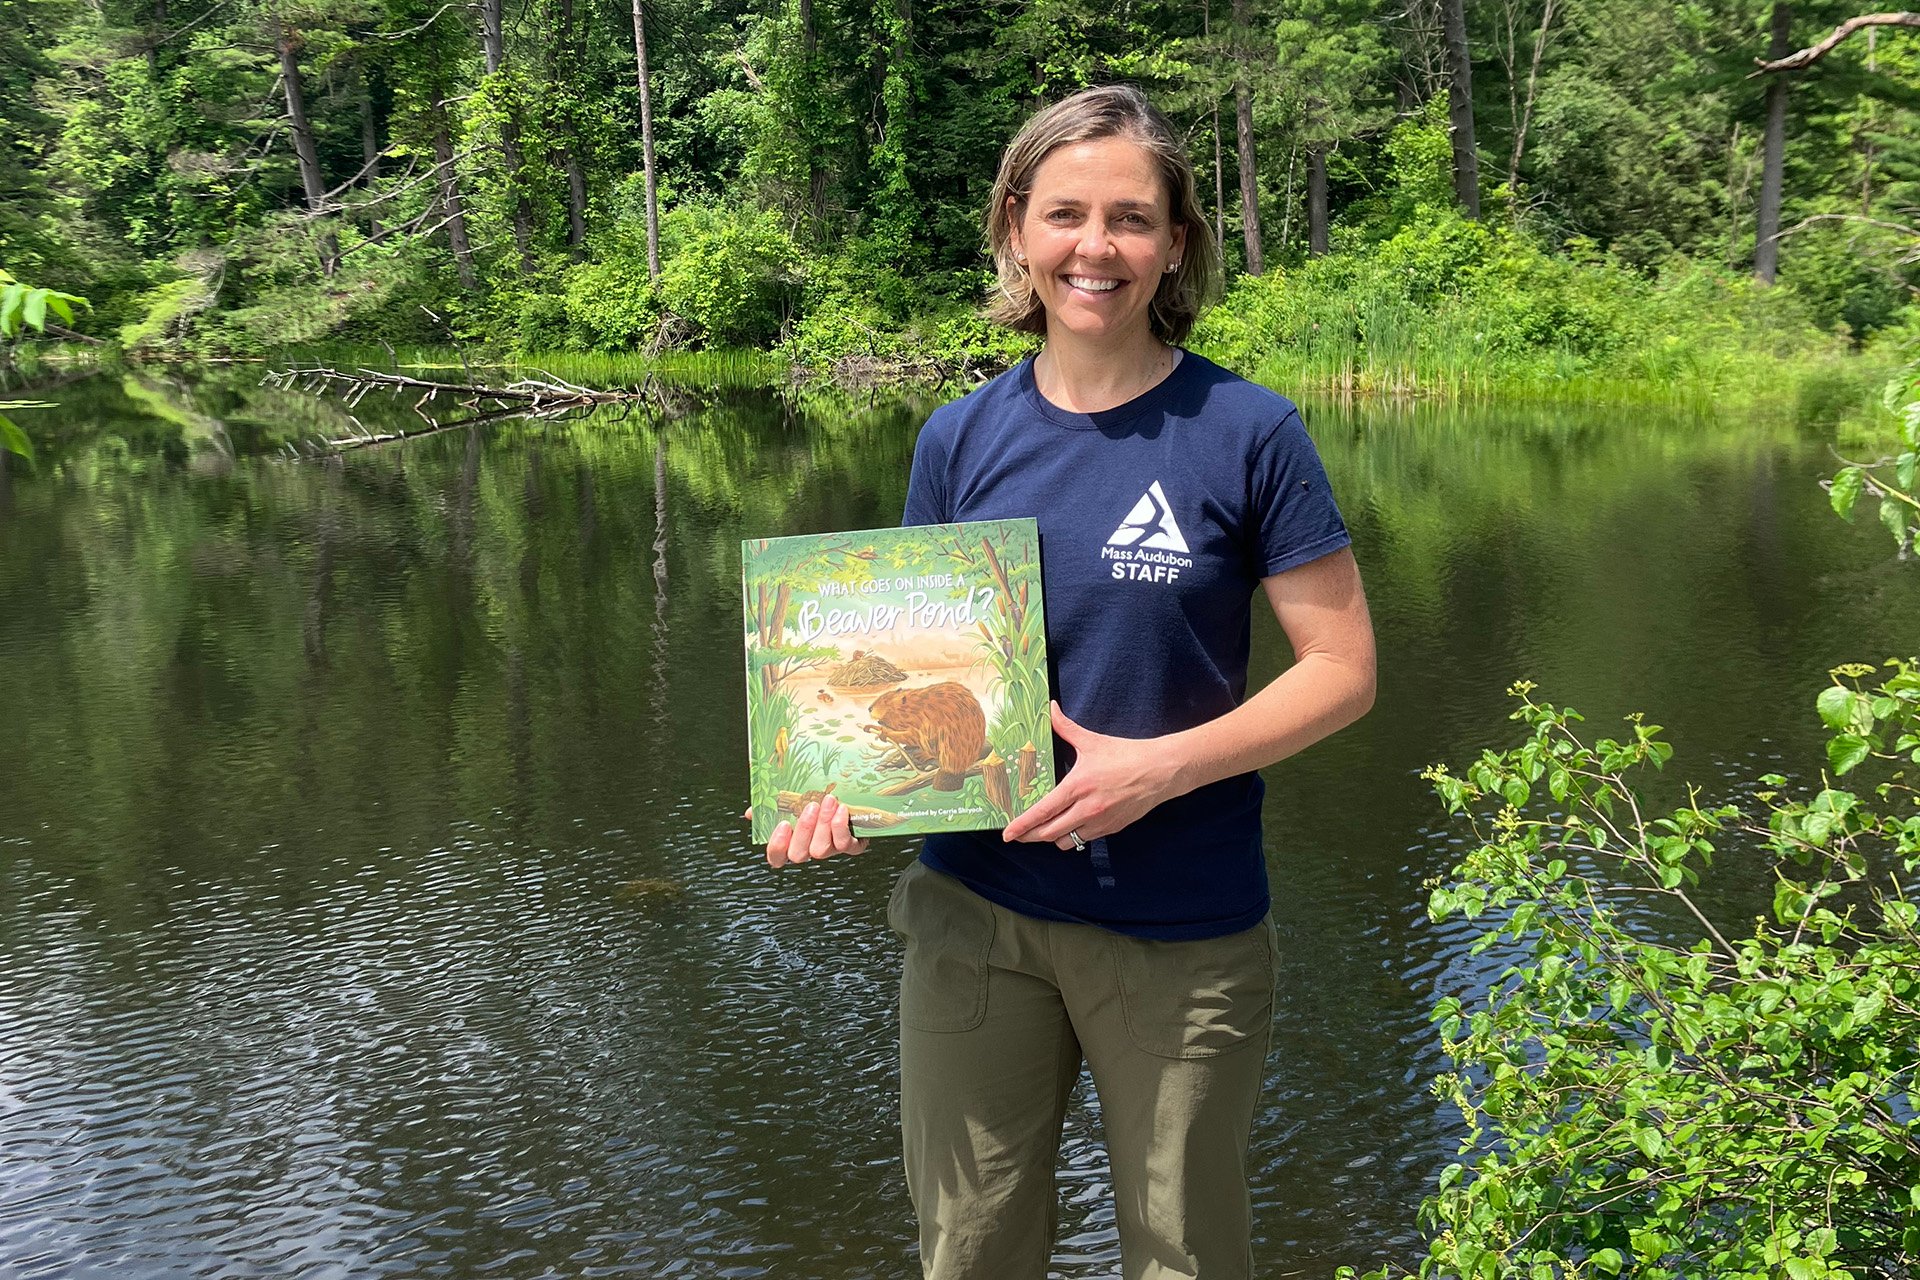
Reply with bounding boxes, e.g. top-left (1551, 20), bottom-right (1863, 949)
top-left (1076, 220), bottom-right (1115, 259)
